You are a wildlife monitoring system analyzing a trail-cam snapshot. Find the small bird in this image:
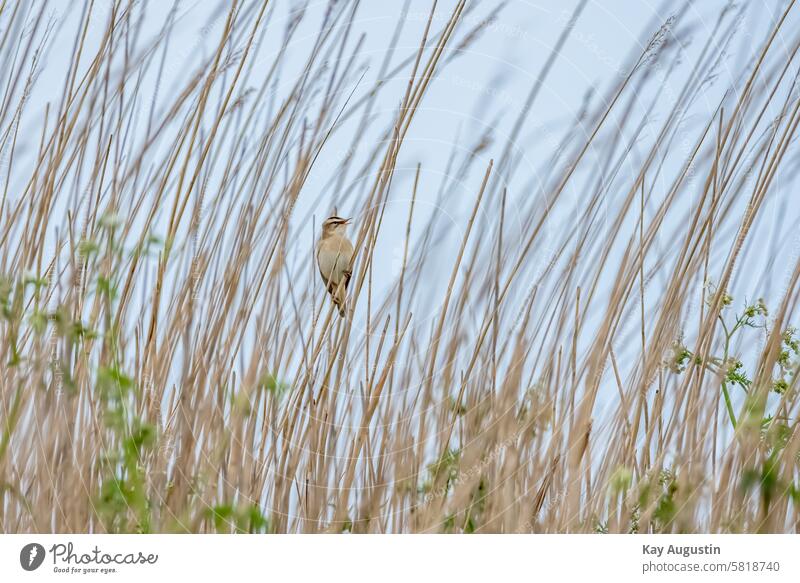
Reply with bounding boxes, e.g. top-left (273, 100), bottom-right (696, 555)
top-left (316, 215), bottom-right (354, 317)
